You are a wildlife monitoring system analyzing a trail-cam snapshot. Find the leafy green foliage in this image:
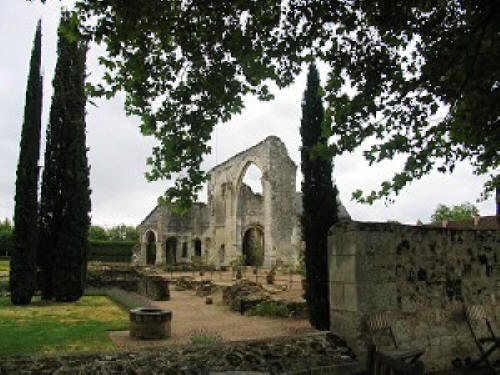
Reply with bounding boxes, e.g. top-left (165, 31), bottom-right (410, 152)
top-left (0, 221), bottom-right (13, 257)
top-left (88, 225), bottom-right (108, 241)
top-left (0, 234), bottom-right (13, 258)
top-left (38, 12), bottom-right (90, 302)
top-left (89, 225), bottom-right (139, 242)
top-left (430, 202), bottom-right (480, 222)
top-left (246, 300), bottom-right (289, 318)
top-left (188, 329), bottom-right (223, 346)
top-left (88, 241), bottom-right (134, 263)
top-left (300, 64), bottom-right (337, 330)
top-left (10, 21), bottom-right (43, 305)
top-left (41, 0), bottom-right (498, 208)
top-left (0, 219), bottom-right (12, 234)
